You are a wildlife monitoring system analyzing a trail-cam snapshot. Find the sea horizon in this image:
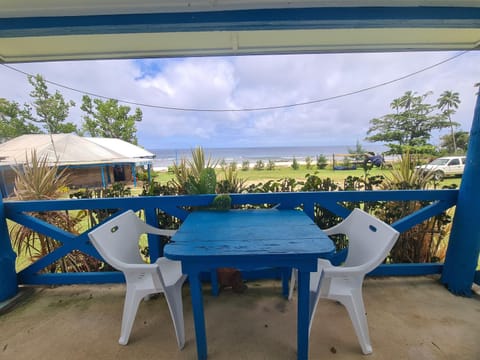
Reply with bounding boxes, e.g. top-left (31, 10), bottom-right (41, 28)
top-left (149, 144), bottom-right (388, 169)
